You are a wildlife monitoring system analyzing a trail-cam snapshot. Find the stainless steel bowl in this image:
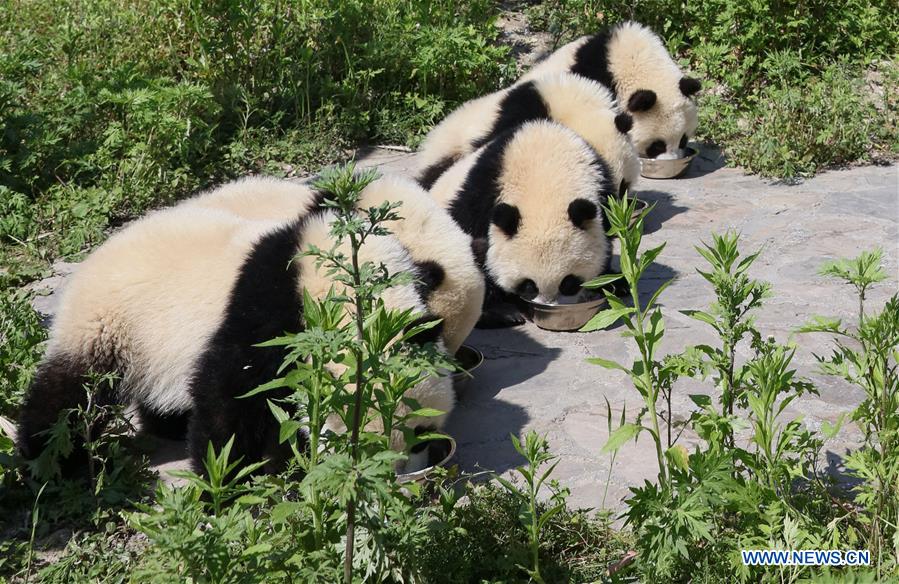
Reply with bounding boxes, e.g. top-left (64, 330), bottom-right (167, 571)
top-left (520, 295), bottom-right (610, 331)
top-left (396, 435), bottom-right (457, 484)
top-left (640, 146), bottom-right (698, 179)
top-left (452, 344), bottom-right (484, 398)
top-left (631, 198), bottom-right (649, 225)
